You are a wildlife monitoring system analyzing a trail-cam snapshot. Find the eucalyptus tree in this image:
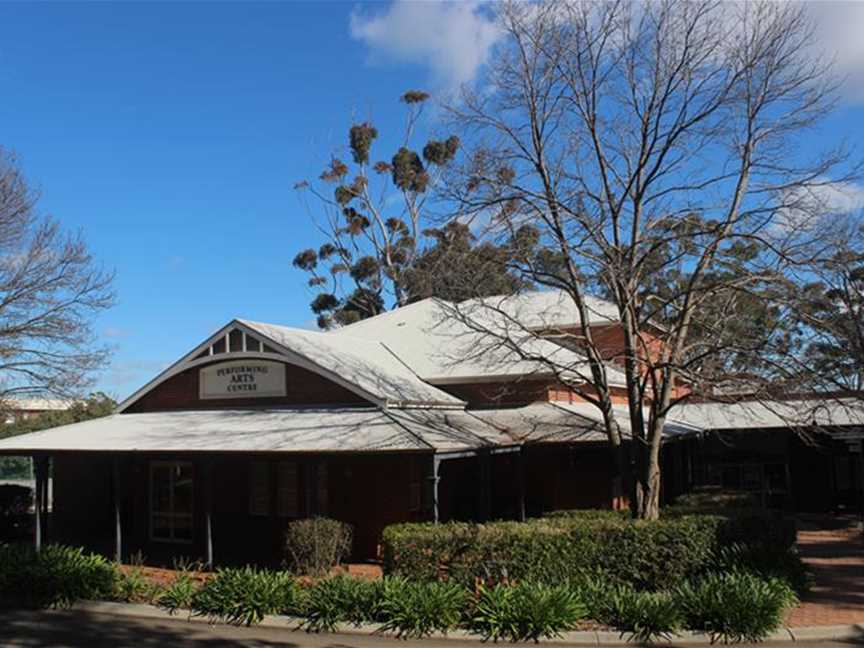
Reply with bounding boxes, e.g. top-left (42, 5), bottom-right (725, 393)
top-left (293, 91), bottom-right (461, 329)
